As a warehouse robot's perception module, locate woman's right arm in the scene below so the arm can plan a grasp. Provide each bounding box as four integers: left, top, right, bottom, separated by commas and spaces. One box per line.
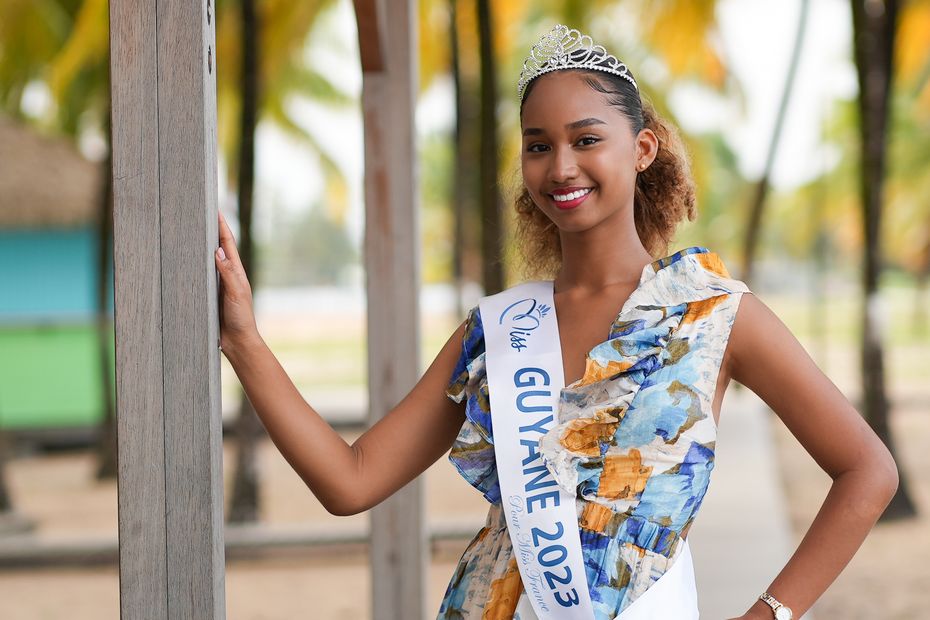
215, 210, 468, 516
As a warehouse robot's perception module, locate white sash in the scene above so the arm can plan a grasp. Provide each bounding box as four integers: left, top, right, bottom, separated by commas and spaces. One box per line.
479, 281, 595, 619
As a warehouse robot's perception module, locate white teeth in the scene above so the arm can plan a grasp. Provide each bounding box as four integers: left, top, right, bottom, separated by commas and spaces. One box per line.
552, 188, 592, 202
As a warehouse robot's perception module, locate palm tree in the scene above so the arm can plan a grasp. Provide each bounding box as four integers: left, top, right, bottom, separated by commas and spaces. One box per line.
886, 2, 930, 337
216, 0, 351, 522
447, 0, 476, 315
476, 0, 505, 295
226, 0, 263, 524
93, 100, 117, 478
850, 0, 915, 520
2, 0, 352, 516
739, 0, 811, 286
0, 417, 13, 516
0, 0, 115, 484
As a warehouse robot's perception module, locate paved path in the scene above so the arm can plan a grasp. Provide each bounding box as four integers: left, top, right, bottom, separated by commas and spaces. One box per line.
689, 385, 814, 619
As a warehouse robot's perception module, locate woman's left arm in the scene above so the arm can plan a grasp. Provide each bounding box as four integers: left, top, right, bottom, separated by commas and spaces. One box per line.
722, 292, 899, 620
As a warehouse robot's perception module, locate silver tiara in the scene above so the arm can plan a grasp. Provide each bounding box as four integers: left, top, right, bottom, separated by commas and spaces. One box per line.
517, 24, 638, 102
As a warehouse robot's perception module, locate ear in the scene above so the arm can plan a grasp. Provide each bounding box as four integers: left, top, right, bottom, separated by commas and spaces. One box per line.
635, 128, 659, 169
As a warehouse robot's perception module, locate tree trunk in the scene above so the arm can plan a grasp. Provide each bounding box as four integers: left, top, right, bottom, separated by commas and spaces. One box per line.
912, 220, 930, 339
740, 0, 810, 285
850, 0, 915, 520
449, 0, 466, 316
228, 0, 266, 524
0, 429, 38, 536
95, 98, 118, 480
476, 0, 504, 295
0, 430, 11, 512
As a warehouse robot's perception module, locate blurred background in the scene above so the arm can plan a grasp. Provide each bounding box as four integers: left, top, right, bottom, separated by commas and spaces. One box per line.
0, 0, 928, 618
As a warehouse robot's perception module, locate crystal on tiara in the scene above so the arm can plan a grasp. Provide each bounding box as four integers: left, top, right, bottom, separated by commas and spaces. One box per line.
517, 24, 638, 101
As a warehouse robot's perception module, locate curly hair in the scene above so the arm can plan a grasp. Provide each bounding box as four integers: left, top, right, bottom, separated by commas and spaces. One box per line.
512, 69, 697, 280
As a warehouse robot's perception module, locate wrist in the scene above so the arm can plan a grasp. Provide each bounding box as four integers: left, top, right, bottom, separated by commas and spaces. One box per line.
746, 599, 776, 619
752, 594, 798, 620
221, 328, 264, 360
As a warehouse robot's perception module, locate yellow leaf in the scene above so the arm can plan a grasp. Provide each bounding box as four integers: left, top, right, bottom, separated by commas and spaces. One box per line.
47, 0, 109, 101
895, 0, 930, 85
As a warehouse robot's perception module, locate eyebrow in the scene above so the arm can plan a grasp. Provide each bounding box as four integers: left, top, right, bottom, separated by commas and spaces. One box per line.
522, 117, 606, 136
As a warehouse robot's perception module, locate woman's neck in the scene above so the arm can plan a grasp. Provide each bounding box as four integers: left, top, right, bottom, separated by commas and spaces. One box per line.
553, 222, 653, 293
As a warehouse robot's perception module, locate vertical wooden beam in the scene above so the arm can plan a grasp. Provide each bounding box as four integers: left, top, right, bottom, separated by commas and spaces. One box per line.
354, 0, 385, 72
354, 0, 426, 618
110, 0, 225, 618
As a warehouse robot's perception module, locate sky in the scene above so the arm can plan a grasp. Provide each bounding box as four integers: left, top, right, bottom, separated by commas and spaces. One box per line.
249, 0, 858, 248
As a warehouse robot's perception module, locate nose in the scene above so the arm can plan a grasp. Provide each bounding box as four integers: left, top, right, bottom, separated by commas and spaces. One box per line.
548, 145, 579, 183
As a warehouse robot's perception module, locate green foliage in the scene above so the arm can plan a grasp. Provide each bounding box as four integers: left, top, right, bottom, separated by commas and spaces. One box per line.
419, 130, 455, 283
0, 0, 106, 133
678, 132, 750, 250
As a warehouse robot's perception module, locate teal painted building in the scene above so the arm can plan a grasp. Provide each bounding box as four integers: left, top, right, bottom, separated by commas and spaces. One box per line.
0, 116, 112, 431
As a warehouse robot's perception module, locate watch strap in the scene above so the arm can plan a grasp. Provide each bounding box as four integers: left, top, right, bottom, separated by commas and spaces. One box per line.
759, 592, 792, 619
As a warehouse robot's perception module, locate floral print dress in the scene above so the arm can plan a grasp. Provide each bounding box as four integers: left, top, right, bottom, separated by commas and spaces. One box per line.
437, 246, 753, 619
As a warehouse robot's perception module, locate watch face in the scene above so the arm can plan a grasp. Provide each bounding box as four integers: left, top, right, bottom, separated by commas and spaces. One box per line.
775, 607, 793, 620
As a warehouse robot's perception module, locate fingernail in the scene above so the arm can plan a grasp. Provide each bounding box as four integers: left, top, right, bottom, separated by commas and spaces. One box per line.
217, 247, 227, 261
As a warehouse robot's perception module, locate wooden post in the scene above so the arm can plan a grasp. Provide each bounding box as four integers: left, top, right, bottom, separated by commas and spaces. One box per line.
354, 0, 427, 618
109, 1, 225, 618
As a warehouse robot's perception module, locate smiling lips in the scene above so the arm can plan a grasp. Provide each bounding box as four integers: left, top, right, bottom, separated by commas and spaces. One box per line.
549, 187, 593, 210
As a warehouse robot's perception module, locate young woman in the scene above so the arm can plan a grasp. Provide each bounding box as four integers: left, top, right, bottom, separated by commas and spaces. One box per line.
215, 24, 898, 620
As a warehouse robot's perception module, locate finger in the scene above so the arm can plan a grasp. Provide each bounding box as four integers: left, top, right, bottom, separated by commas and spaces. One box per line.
215, 246, 244, 290
216, 210, 243, 266
214, 229, 250, 294
216, 274, 225, 325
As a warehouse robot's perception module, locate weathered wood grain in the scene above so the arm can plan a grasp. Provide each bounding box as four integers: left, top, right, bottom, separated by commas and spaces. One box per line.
356, 0, 427, 618
110, 0, 225, 617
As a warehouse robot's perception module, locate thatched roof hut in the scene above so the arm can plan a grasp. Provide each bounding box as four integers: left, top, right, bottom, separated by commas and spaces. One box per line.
0, 115, 105, 229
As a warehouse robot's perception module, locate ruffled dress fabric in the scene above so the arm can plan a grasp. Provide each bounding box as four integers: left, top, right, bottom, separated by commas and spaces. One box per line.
437, 246, 752, 620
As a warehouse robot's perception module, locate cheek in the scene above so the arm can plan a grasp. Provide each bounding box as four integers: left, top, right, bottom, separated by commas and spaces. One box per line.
596, 159, 632, 190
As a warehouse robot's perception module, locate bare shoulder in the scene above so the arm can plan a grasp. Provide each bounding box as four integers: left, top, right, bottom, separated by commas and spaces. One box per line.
722, 291, 896, 482
723, 290, 821, 398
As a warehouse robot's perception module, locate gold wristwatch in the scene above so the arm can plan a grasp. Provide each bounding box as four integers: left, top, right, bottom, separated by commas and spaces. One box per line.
759, 592, 793, 620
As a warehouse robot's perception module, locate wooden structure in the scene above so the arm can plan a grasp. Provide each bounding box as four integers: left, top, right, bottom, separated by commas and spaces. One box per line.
110, 0, 423, 617
110, 0, 225, 617
354, 0, 427, 618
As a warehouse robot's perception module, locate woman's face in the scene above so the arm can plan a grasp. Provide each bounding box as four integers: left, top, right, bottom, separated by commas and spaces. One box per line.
520, 70, 655, 233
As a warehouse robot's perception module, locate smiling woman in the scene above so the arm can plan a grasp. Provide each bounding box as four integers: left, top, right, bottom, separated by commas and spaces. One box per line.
431, 23, 898, 620
214, 21, 898, 620
513, 62, 696, 281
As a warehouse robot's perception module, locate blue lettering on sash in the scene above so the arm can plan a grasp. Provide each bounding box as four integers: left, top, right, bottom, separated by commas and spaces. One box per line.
514, 367, 550, 387
527, 489, 560, 513
523, 464, 558, 493
486, 290, 586, 612
520, 439, 541, 466
517, 390, 552, 413
519, 415, 554, 435
498, 298, 550, 353
524, 461, 560, 514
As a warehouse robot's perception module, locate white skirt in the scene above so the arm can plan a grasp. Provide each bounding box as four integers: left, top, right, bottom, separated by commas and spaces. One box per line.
512, 538, 699, 620
614, 538, 699, 619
